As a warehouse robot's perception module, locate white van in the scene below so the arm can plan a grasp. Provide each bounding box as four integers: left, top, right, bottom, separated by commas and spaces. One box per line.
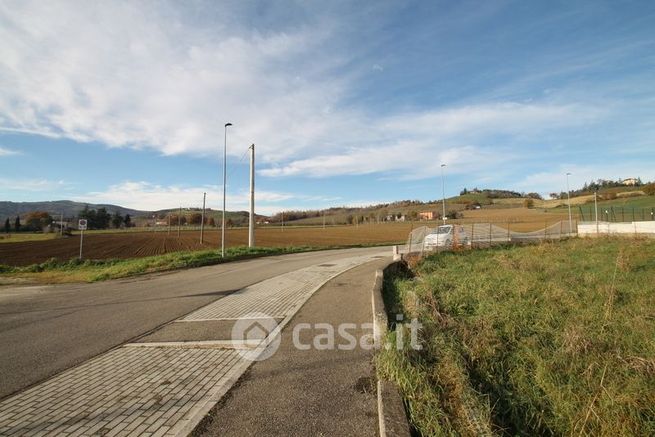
423, 225, 468, 249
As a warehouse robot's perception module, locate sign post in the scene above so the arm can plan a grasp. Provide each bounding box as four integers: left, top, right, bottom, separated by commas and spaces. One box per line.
78, 219, 87, 260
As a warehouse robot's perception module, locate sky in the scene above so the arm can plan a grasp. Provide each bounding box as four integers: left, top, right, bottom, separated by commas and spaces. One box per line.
1, 0, 654, 214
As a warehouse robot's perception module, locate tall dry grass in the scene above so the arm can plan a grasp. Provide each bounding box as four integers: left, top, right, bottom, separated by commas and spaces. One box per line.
378, 237, 655, 436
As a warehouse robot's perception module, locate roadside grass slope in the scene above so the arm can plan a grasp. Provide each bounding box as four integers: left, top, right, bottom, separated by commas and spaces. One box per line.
0, 246, 320, 283
378, 238, 655, 436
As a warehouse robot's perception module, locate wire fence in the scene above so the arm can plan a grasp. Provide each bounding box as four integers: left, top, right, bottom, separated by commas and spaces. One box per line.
577, 206, 655, 222
402, 220, 577, 254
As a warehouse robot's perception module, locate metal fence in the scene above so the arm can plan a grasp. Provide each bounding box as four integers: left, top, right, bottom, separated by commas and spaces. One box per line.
577, 206, 655, 222
401, 220, 577, 254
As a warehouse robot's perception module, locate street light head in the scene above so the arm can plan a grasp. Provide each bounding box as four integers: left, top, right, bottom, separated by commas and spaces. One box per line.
566, 172, 571, 175
441, 164, 446, 168
225, 122, 232, 127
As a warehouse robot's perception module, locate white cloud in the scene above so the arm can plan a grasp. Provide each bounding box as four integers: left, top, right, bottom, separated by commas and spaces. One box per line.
513, 163, 655, 196
262, 102, 600, 178
72, 181, 329, 215
0, 1, 345, 161
0, 177, 67, 191
0, 1, 609, 183
0, 146, 20, 156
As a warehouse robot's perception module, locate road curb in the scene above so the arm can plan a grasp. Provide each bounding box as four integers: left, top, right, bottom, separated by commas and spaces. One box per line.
372, 261, 412, 437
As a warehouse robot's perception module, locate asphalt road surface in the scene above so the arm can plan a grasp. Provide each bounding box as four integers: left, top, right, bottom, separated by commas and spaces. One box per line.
196, 258, 390, 436
0, 247, 390, 400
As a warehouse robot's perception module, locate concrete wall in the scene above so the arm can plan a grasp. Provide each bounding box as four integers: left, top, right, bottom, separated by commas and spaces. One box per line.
578, 221, 655, 235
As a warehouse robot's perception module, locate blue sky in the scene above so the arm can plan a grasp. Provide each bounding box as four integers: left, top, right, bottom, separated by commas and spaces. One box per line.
1, 0, 654, 214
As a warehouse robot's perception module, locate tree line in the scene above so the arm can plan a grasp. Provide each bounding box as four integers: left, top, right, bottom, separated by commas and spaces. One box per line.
78, 205, 132, 230
4, 212, 54, 233
549, 178, 653, 199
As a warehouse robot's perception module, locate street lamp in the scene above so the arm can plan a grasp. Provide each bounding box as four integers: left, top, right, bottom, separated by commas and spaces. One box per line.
440, 164, 447, 225
222, 122, 232, 257
566, 172, 573, 234
594, 188, 599, 234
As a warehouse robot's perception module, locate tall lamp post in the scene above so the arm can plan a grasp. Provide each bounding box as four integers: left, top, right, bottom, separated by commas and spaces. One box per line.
222, 122, 232, 257
566, 172, 573, 235
440, 164, 447, 224
594, 188, 599, 234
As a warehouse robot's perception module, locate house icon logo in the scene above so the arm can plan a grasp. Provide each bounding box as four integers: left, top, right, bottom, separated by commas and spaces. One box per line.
231, 312, 281, 361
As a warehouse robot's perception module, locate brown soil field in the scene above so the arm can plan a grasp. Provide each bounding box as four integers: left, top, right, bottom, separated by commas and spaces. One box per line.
0, 223, 415, 267
0, 213, 572, 267
458, 207, 571, 231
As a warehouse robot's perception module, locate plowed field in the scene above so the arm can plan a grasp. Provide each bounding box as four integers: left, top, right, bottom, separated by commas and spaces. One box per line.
0, 224, 413, 266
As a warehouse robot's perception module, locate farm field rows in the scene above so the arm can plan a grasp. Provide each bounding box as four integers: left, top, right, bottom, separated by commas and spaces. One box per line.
3, 206, 647, 267
0, 223, 414, 266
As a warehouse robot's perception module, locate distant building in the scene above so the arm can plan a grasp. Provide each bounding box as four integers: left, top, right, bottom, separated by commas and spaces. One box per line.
418, 211, 437, 220
622, 177, 639, 186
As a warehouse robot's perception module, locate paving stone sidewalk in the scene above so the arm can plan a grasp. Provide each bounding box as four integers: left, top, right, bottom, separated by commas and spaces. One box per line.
0, 252, 386, 436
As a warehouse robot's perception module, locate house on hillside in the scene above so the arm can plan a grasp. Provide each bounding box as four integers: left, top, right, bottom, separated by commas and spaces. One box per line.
622, 177, 639, 186
418, 211, 437, 220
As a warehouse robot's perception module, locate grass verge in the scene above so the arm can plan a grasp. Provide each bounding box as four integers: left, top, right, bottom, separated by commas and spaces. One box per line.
377, 237, 655, 436
0, 233, 58, 243
0, 245, 339, 284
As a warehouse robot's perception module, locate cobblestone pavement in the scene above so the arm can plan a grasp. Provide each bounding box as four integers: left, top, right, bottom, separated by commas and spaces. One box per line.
182, 256, 376, 321
0, 252, 386, 436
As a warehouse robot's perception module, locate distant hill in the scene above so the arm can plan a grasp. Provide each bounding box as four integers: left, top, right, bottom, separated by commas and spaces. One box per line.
0, 200, 148, 220
272, 185, 655, 225
0, 200, 269, 226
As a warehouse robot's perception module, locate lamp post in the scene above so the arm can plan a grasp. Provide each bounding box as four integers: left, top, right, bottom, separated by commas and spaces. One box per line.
222, 122, 232, 257
566, 172, 573, 235
594, 189, 599, 234
248, 144, 255, 248
440, 164, 447, 224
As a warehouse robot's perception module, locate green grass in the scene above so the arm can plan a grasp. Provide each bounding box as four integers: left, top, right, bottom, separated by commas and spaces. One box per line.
0, 245, 321, 283
377, 238, 655, 436
595, 195, 655, 210
551, 194, 655, 214
0, 233, 58, 243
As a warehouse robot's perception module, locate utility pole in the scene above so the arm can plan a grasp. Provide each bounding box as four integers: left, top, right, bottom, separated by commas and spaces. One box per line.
594, 190, 599, 235
281, 211, 284, 231
222, 122, 232, 257
200, 192, 206, 244
566, 172, 573, 235
60, 212, 64, 236
248, 144, 255, 248
440, 164, 447, 224
178, 206, 181, 238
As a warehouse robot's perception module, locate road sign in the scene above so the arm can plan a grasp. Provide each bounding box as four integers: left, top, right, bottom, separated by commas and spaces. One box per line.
78, 219, 87, 260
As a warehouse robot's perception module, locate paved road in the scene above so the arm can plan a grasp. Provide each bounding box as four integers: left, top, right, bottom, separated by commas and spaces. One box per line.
0, 247, 389, 400
196, 258, 389, 437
